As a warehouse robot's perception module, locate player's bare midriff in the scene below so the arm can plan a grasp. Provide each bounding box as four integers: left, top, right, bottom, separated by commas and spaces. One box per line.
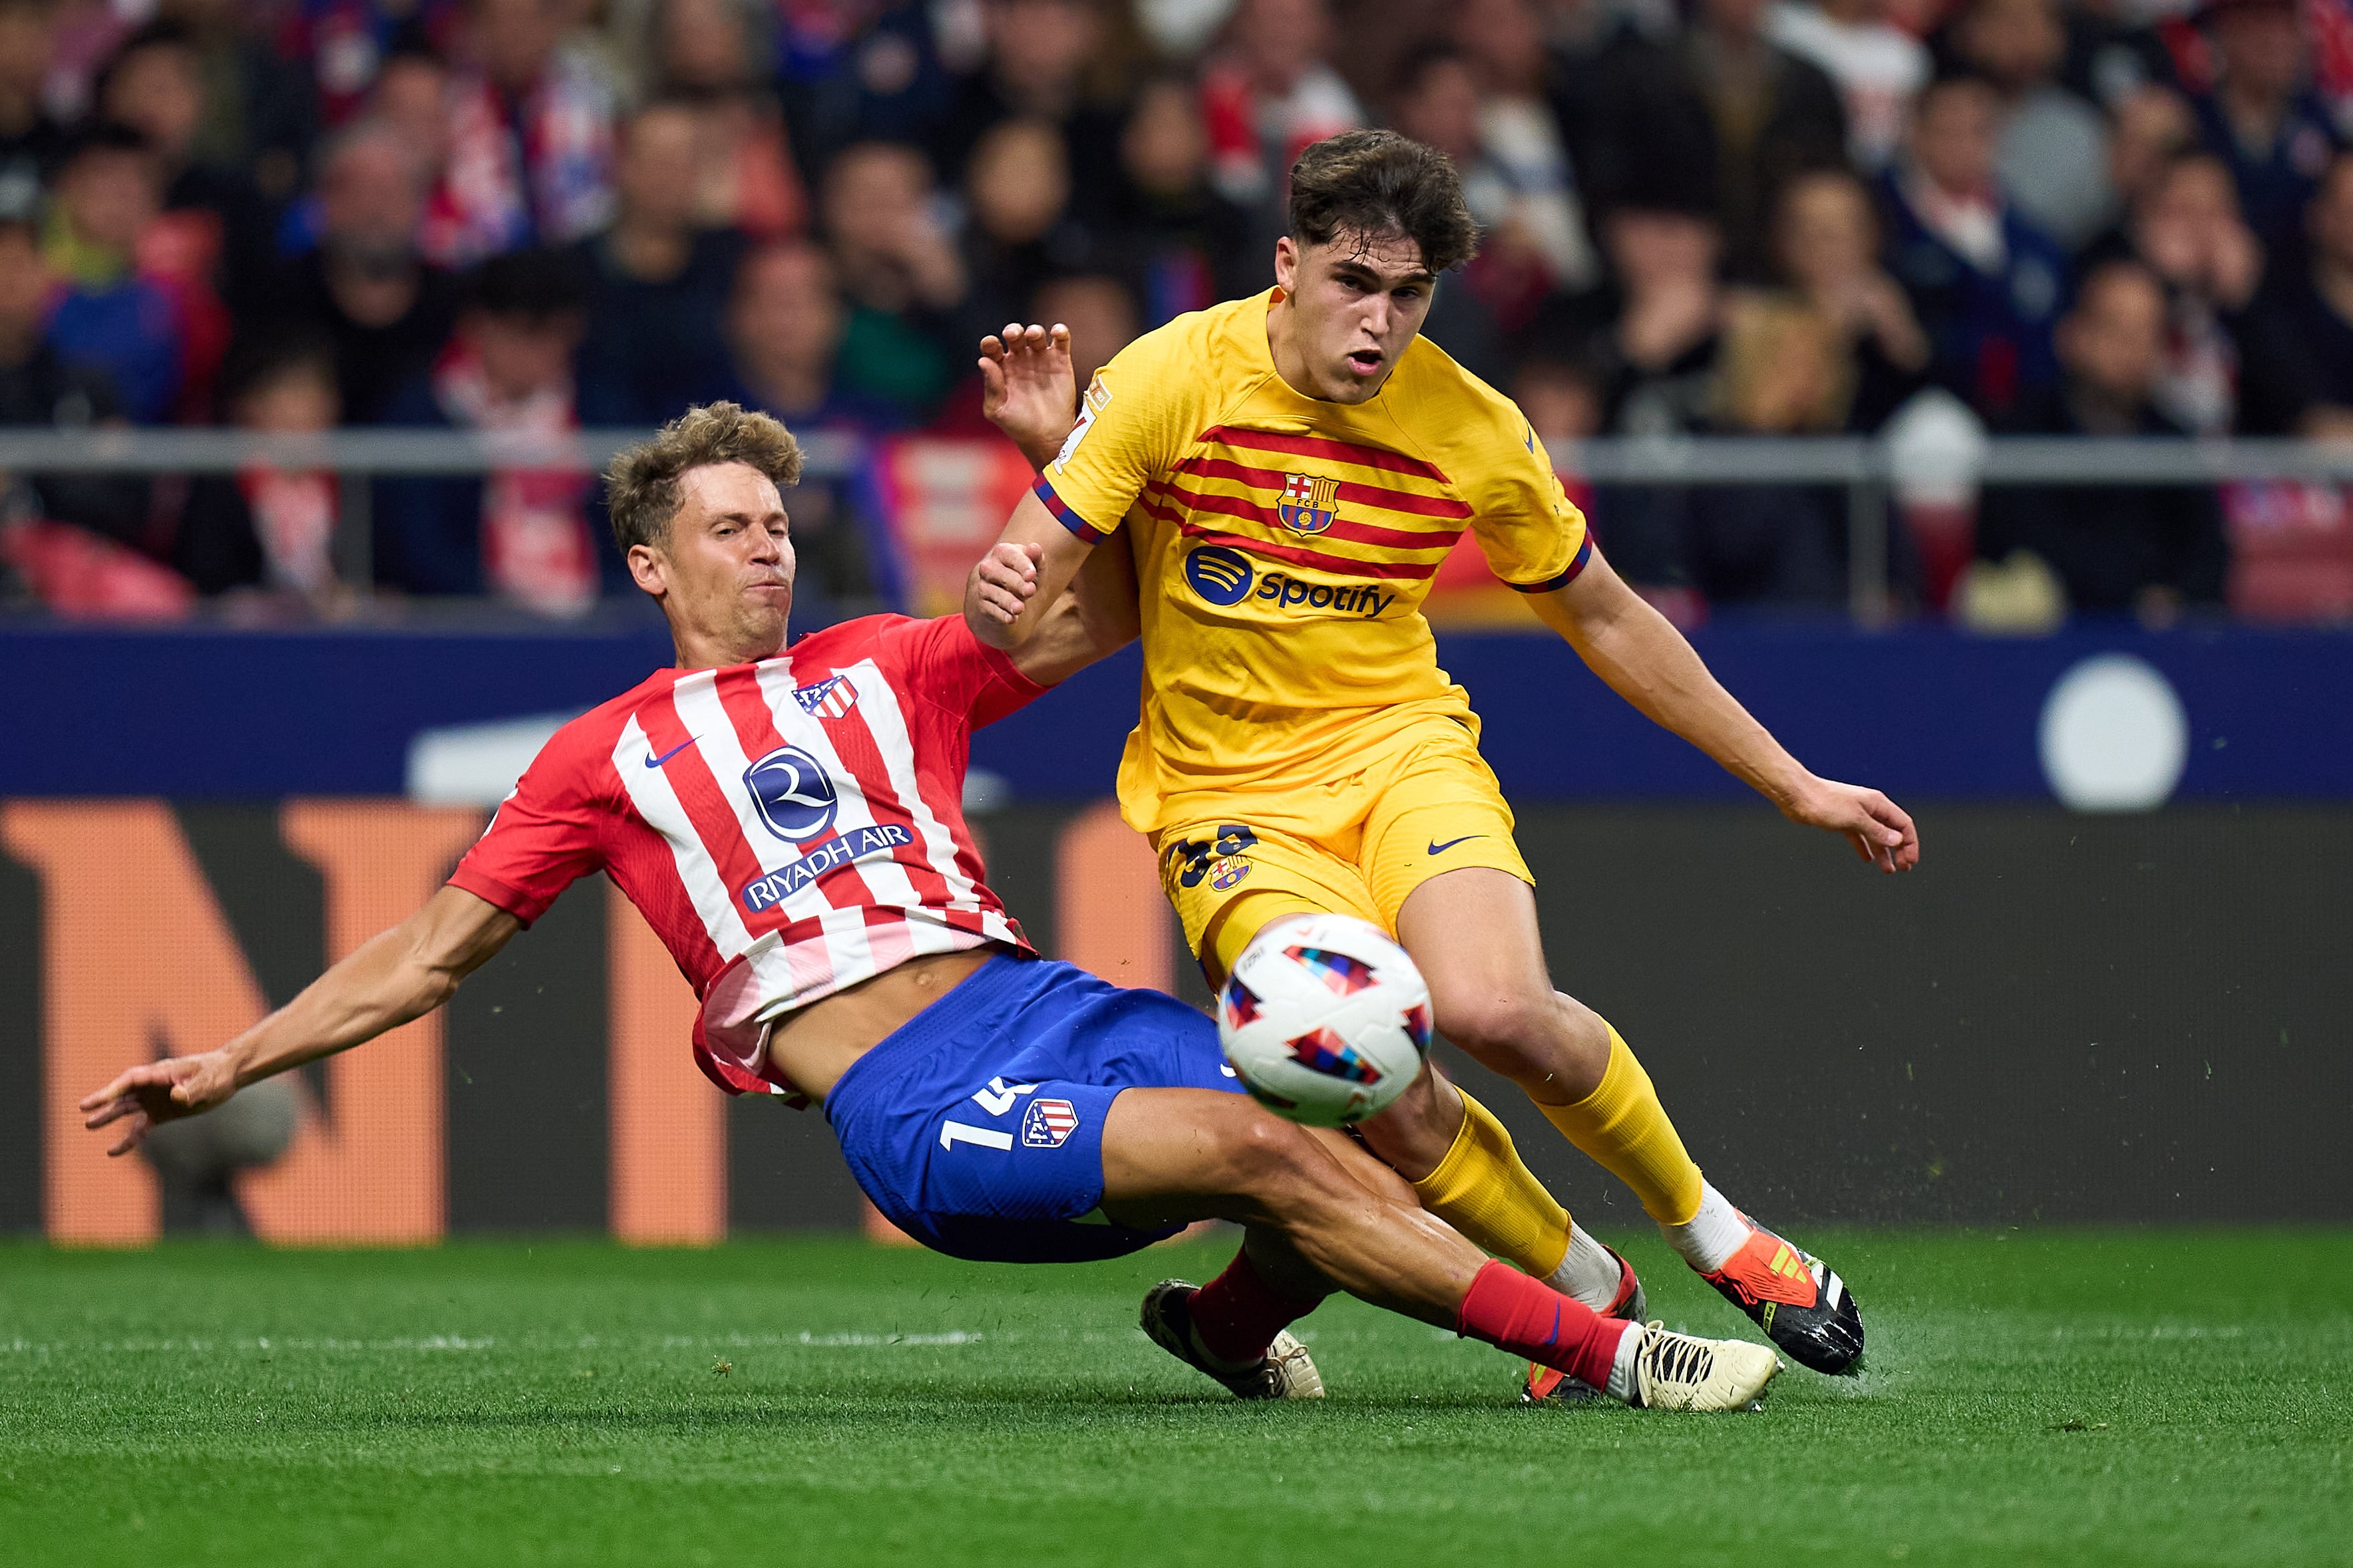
763, 945, 1001, 1104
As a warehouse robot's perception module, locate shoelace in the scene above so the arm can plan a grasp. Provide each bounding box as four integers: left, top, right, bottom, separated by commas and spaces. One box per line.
1639, 1327, 1714, 1389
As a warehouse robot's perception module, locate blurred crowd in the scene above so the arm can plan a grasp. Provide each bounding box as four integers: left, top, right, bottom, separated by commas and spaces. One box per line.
1, 0, 2351, 627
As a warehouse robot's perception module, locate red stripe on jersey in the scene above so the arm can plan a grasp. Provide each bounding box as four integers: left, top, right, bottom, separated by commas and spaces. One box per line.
861, 902, 918, 973
1194, 425, 1449, 483
713, 667, 876, 917
604, 818, 727, 982
1149, 478, 1462, 553
1173, 521, 1443, 580
803, 671, 958, 911
637, 689, 775, 930
1176, 454, 1471, 522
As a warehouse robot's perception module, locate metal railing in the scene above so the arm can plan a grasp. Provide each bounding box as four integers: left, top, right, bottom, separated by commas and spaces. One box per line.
7, 428, 2350, 619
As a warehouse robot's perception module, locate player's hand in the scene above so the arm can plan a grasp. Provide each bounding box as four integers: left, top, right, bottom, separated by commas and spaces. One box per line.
1781, 775, 1919, 873
971, 540, 1043, 627
79, 1049, 240, 1156
978, 322, 1077, 470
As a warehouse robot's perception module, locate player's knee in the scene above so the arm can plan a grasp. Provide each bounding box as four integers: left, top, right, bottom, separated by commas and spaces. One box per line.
1431, 985, 1608, 1092
1206, 1107, 1344, 1212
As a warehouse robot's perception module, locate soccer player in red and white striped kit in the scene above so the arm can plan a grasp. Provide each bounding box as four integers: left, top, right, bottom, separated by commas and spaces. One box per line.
82, 403, 1780, 1411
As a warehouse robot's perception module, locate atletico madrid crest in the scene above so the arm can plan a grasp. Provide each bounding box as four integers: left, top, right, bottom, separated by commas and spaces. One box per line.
1023, 1097, 1081, 1148
1278, 473, 1339, 535
794, 675, 858, 719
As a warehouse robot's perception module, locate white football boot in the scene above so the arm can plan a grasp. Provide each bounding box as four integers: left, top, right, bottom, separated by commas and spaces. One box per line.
1140, 1279, 1326, 1399
1627, 1321, 1781, 1411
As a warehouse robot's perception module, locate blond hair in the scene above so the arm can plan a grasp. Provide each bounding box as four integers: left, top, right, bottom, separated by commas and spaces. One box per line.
604, 402, 803, 551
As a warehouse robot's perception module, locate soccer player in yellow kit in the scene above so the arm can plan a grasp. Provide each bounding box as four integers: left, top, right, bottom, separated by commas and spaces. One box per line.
966, 130, 1917, 1386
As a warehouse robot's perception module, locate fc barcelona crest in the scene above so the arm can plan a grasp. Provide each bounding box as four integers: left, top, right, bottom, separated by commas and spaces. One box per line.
1278, 473, 1339, 535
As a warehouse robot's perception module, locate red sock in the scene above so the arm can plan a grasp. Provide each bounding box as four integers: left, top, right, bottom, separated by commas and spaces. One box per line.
1456, 1259, 1634, 1391
1189, 1248, 1322, 1365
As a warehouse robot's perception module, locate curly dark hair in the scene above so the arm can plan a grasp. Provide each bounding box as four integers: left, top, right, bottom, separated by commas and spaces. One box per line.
605, 401, 803, 552
1287, 129, 1480, 275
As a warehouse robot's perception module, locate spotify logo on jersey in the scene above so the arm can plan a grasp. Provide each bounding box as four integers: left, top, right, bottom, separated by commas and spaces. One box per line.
1184, 546, 1256, 606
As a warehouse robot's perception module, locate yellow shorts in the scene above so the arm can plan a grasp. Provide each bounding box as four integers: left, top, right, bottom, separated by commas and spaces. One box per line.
1153, 718, 1532, 983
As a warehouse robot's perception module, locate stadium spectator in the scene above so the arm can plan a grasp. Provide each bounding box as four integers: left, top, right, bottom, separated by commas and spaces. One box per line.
1105, 73, 1257, 324
721, 239, 892, 432
1033, 271, 1139, 391
1583, 199, 1727, 587
571, 99, 746, 425
1449, 0, 1603, 297
1950, 0, 2116, 252
282, 0, 462, 128
2093, 150, 2262, 434
1389, 46, 1590, 332
820, 140, 966, 418
641, 0, 805, 239
1582, 0, 1849, 277
1882, 71, 2067, 420
1771, 166, 1930, 429
958, 118, 1098, 354
269, 120, 459, 425
374, 247, 603, 614
366, 45, 453, 186
422, 0, 617, 266
1511, 351, 1606, 452
1976, 259, 2227, 617
174, 329, 347, 607
2239, 148, 2353, 436
1684, 295, 1851, 605
0, 205, 148, 548
0, 0, 69, 212
41, 126, 190, 424
929, 0, 1128, 200
2189, 0, 2342, 255
1197, 0, 1364, 217
148, 0, 315, 204
2107, 82, 2198, 214
1766, 0, 1932, 172
96, 21, 277, 323
769, 0, 954, 174
718, 240, 892, 623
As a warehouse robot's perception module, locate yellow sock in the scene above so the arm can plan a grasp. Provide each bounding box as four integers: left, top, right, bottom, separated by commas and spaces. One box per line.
1409, 1087, 1572, 1279
1538, 1024, 1705, 1225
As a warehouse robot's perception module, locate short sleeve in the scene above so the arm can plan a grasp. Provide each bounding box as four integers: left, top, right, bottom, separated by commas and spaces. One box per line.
1463, 414, 1594, 593
447, 731, 608, 925
1031, 335, 1196, 544
887, 613, 1049, 730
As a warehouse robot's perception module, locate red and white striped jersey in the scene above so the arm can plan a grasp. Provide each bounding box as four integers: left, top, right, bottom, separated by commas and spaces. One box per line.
447, 614, 1043, 1097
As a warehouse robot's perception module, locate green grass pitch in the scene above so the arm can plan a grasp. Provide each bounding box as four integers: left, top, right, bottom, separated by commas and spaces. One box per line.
3, 1229, 2348, 1566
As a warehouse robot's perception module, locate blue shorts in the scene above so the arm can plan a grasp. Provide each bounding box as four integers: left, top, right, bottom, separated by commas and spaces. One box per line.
824, 953, 1244, 1263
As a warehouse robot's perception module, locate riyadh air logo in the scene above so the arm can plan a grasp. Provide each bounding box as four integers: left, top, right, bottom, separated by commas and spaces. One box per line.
1278, 473, 1339, 535
1184, 545, 1255, 605
743, 745, 838, 844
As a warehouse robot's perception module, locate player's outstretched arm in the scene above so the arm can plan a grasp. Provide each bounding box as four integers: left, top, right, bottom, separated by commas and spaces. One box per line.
996, 529, 1141, 686
978, 321, 1079, 471
79, 886, 522, 1155
1529, 554, 1921, 873
964, 489, 1097, 651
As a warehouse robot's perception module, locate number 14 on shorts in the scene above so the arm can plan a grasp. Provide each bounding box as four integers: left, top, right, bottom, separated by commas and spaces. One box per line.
940, 1077, 1083, 1152
940, 1076, 1035, 1150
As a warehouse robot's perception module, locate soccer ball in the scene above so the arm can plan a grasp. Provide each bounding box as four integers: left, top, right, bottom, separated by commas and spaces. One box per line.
1216, 913, 1433, 1127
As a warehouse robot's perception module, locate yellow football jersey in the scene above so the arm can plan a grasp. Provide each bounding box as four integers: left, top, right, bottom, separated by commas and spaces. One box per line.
1035, 289, 1592, 835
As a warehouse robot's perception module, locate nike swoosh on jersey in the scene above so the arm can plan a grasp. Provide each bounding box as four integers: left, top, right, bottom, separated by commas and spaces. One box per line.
1427, 835, 1486, 855
643, 738, 697, 768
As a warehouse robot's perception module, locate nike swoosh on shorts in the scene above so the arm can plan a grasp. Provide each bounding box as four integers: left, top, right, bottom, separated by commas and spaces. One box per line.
1427, 835, 1485, 855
